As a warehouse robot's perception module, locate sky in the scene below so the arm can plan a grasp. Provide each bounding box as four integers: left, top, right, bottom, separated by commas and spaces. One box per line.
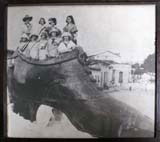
7, 5, 155, 64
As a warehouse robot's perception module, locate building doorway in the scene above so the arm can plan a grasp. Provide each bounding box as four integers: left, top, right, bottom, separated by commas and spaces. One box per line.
112, 70, 115, 84
119, 71, 123, 83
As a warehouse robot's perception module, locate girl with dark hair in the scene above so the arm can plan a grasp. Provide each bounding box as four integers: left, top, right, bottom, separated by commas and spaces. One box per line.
63, 15, 78, 44
37, 18, 47, 37
65, 15, 75, 24
39, 18, 46, 25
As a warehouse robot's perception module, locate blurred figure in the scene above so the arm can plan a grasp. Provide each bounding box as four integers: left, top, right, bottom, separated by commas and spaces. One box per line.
63, 15, 78, 44
47, 108, 63, 127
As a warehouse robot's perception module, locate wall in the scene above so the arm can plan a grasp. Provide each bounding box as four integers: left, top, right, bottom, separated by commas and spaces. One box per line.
111, 64, 132, 86
90, 63, 132, 88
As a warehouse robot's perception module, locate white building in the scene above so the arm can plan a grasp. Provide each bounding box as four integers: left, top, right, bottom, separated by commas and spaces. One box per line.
89, 51, 132, 88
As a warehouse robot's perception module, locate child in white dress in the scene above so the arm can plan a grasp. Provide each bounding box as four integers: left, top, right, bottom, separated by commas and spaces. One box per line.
24, 34, 38, 58
47, 29, 61, 58
58, 32, 76, 54
37, 32, 48, 60
30, 32, 48, 60
18, 33, 29, 53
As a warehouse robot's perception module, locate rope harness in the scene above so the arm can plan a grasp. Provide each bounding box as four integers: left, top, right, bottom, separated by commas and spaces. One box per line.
7, 48, 88, 66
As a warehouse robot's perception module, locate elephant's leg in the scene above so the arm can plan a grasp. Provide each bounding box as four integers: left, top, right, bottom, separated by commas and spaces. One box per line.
29, 102, 40, 122
12, 99, 40, 122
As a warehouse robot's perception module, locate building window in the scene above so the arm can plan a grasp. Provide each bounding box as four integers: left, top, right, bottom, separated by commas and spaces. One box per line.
98, 75, 100, 83
104, 71, 108, 84
95, 75, 100, 83
119, 71, 123, 83
112, 70, 115, 83
128, 72, 131, 83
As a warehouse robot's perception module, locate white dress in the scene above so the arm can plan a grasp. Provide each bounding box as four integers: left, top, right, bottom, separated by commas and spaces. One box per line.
47, 39, 59, 57
36, 24, 47, 36
58, 41, 76, 53
21, 23, 32, 37
25, 41, 37, 58
29, 40, 47, 60
38, 40, 48, 60
29, 43, 39, 59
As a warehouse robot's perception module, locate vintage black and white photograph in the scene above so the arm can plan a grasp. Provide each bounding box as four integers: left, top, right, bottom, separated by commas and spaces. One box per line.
7, 5, 155, 138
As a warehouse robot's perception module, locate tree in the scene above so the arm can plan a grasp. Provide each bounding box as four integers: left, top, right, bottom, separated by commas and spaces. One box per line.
142, 53, 155, 73
132, 63, 144, 75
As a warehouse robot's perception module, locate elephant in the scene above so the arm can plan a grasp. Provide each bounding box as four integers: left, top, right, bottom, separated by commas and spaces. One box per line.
7, 49, 154, 138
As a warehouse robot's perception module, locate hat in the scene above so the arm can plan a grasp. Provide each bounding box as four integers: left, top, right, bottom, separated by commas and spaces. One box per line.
62, 32, 72, 38
21, 33, 29, 39
23, 15, 33, 22
40, 31, 48, 39
41, 31, 48, 36
30, 34, 38, 40
49, 28, 59, 36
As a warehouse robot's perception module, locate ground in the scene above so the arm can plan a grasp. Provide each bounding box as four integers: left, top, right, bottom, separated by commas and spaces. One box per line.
107, 89, 154, 121
7, 104, 92, 138
105, 82, 155, 121
7, 82, 155, 138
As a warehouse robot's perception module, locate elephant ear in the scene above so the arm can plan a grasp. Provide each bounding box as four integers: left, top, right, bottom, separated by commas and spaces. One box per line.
75, 46, 88, 65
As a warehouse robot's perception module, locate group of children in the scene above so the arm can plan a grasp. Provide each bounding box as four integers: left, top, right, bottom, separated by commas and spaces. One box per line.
19, 15, 78, 60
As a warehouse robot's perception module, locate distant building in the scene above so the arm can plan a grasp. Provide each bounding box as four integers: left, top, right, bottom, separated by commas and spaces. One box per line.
89, 51, 132, 88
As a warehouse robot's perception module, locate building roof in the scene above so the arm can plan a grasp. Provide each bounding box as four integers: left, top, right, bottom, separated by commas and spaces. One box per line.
93, 50, 122, 63
89, 59, 117, 66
